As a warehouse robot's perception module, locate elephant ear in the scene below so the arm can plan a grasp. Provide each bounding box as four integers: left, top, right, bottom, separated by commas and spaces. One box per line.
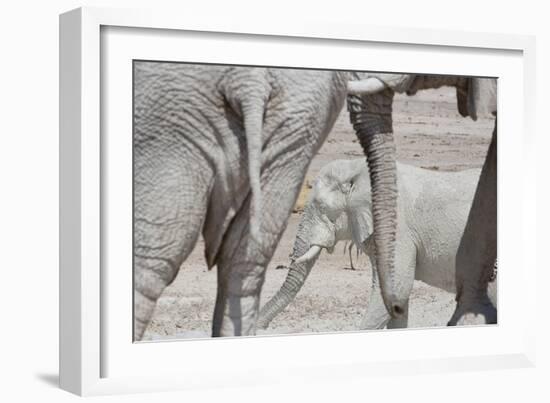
346, 182, 374, 253
457, 78, 497, 121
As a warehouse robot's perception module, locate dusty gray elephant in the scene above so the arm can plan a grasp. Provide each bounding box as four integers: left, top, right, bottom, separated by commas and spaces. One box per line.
347, 74, 497, 325
133, 63, 396, 340
258, 159, 486, 330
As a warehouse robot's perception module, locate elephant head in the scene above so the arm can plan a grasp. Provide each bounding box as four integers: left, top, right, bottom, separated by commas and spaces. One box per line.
347, 72, 497, 319
258, 159, 373, 328
291, 160, 374, 264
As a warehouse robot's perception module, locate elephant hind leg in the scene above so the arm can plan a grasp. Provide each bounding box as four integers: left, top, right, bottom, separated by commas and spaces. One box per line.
211, 192, 273, 337
133, 146, 214, 341
212, 156, 311, 337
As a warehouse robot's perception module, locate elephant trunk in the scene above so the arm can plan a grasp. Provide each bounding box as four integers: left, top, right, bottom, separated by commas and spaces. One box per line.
347, 90, 404, 318
242, 100, 266, 243
348, 73, 413, 95
257, 206, 320, 329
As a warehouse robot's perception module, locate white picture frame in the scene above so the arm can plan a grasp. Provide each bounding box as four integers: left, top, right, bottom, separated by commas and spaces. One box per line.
59, 6, 537, 396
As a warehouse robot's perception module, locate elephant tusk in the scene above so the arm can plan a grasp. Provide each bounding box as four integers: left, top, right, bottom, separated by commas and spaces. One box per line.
294, 245, 323, 264
347, 78, 386, 95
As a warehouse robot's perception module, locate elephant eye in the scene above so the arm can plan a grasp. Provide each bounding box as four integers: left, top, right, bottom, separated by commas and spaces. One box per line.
346, 181, 356, 197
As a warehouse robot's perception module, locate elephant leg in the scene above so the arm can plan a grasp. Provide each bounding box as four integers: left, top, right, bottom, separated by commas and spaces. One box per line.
449, 127, 497, 326
133, 146, 214, 340
212, 160, 309, 337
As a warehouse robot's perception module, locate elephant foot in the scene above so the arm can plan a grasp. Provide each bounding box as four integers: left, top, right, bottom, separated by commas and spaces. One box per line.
213, 295, 260, 337
448, 300, 497, 326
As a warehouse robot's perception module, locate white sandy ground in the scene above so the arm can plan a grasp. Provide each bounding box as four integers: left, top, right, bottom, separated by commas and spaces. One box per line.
142, 86, 495, 340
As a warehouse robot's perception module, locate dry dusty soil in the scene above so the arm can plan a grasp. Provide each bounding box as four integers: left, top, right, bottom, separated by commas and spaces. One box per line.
142, 86, 495, 341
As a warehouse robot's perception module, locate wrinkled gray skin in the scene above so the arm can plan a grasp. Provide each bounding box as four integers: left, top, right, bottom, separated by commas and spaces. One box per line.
133, 63, 395, 339
258, 159, 489, 329
349, 74, 498, 325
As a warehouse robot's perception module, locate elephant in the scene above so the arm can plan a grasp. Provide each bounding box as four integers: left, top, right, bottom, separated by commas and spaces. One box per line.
258, 159, 491, 330
133, 62, 395, 340
347, 74, 497, 325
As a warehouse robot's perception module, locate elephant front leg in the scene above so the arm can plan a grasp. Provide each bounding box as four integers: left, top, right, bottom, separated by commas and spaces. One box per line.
449, 127, 497, 326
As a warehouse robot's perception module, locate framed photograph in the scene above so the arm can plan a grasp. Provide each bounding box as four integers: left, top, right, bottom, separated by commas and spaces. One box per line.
60, 6, 536, 396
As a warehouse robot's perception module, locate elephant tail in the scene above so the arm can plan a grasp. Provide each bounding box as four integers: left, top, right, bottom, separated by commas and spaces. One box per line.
242, 100, 266, 244
218, 68, 271, 245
